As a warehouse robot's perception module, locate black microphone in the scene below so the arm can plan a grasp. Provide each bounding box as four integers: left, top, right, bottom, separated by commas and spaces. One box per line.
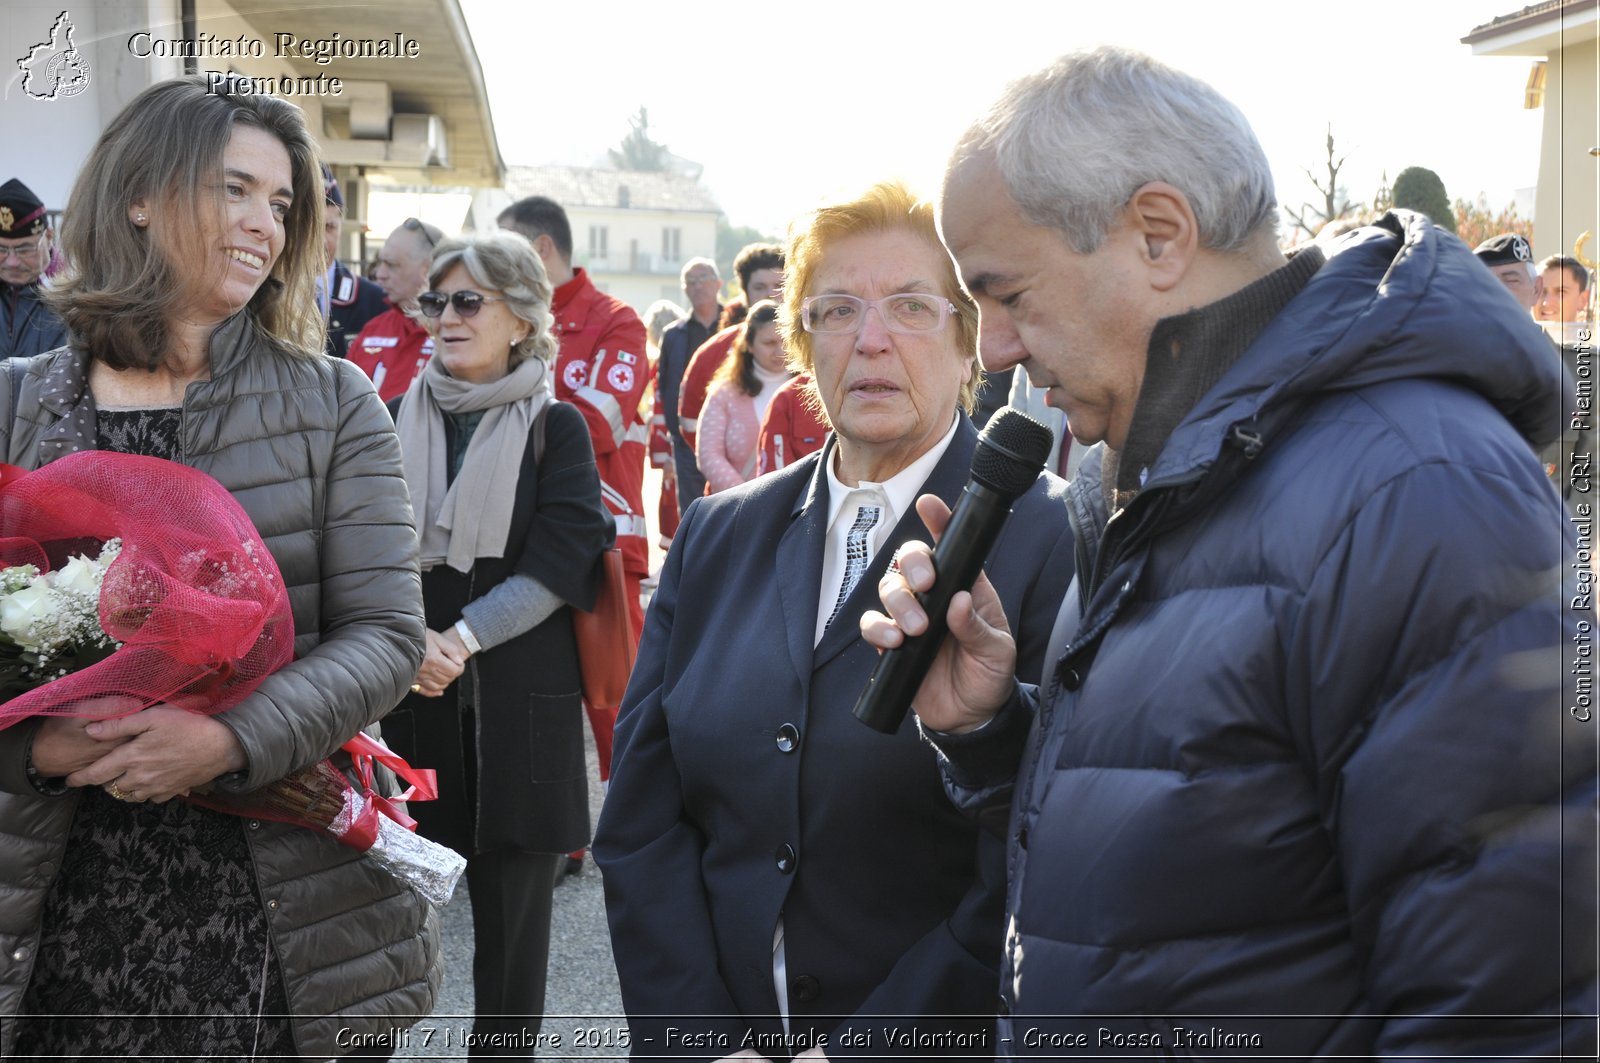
852, 408, 1054, 734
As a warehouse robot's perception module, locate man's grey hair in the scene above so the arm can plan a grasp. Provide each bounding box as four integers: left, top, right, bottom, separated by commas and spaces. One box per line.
680, 256, 719, 286
951, 47, 1278, 254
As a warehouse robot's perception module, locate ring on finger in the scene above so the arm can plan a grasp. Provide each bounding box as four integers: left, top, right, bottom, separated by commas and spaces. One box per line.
107, 782, 128, 801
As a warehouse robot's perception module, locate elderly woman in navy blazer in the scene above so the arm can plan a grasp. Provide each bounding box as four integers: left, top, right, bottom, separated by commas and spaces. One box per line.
594, 181, 1074, 1061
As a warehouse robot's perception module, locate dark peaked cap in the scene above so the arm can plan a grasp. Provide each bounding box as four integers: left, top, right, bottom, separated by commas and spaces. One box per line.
0, 178, 47, 239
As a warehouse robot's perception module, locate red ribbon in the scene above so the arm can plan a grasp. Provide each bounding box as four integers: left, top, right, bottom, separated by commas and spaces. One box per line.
340, 731, 440, 840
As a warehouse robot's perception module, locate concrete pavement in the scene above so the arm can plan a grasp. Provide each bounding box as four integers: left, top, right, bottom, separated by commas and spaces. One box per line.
392, 735, 627, 1060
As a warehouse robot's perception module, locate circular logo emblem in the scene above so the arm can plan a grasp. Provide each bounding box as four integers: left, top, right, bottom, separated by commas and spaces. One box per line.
607, 364, 636, 393
563, 360, 588, 391
45, 50, 92, 99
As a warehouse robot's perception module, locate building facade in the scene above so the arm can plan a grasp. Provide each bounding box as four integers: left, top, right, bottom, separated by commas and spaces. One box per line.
475, 165, 721, 315
1465, 2, 1600, 263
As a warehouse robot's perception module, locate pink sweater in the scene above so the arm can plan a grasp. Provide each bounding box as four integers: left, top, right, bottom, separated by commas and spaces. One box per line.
696, 382, 761, 493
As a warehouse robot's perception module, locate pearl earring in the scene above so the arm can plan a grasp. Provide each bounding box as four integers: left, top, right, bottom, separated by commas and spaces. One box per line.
135, 213, 147, 224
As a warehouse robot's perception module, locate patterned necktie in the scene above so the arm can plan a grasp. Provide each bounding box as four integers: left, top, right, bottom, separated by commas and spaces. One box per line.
825, 504, 881, 631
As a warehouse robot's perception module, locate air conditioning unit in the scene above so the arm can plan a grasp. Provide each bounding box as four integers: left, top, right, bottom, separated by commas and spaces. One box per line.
345, 80, 392, 139
390, 114, 449, 168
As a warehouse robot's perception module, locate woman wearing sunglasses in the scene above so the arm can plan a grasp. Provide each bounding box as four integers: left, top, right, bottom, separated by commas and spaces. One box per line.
381, 229, 614, 1053
595, 182, 1074, 1060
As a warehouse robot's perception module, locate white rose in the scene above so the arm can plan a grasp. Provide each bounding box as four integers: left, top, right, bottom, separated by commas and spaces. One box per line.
0, 584, 55, 649
50, 555, 102, 597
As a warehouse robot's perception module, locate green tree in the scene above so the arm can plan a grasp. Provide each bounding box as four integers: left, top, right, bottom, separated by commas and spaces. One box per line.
609, 107, 670, 172
1390, 166, 1456, 234
715, 217, 781, 299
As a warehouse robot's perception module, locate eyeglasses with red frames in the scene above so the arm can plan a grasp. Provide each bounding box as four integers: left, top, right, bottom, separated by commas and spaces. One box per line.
800, 293, 955, 334
416, 289, 504, 318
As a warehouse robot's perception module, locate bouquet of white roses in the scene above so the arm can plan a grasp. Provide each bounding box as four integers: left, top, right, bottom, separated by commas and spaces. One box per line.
0, 453, 465, 907
0, 539, 123, 698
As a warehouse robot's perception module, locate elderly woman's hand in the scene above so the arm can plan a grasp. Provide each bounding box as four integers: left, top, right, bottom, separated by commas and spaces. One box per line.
64, 703, 248, 803
412, 628, 468, 697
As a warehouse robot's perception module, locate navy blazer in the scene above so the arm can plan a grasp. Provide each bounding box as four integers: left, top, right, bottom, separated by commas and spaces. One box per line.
594, 415, 1074, 1061
324, 261, 388, 358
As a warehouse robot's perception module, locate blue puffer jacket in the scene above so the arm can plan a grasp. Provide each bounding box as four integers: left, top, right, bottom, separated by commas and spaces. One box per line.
935, 211, 1597, 1057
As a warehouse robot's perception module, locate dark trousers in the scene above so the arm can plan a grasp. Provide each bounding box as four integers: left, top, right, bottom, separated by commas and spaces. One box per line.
466, 848, 563, 1057
672, 436, 707, 513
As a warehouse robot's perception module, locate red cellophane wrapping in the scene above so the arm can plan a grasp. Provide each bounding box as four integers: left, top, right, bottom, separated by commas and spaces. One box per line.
0, 451, 292, 724
0, 453, 464, 904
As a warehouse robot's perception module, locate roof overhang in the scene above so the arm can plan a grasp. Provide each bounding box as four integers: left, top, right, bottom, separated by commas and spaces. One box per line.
216, 0, 503, 187
1463, 0, 1600, 56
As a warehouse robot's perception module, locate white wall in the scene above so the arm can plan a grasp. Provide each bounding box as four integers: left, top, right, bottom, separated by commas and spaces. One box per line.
569, 205, 716, 314
2, 1, 186, 211
0, 0, 310, 213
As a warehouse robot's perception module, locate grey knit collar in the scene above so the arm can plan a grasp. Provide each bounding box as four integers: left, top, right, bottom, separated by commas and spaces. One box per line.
1110, 246, 1325, 505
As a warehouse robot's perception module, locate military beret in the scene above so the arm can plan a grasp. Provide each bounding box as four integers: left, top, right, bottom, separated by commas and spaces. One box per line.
1474, 232, 1533, 267
0, 178, 47, 239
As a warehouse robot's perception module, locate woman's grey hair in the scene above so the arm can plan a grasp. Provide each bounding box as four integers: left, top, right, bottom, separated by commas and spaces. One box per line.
426, 231, 558, 366
951, 47, 1278, 254
643, 298, 685, 349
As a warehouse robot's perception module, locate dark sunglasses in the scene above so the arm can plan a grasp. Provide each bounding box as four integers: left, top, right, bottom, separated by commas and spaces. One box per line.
416, 289, 503, 318
402, 217, 438, 249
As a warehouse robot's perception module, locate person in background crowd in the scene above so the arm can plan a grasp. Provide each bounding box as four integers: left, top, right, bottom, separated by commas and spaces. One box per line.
497, 195, 647, 872
657, 258, 723, 509
1530, 253, 1596, 498
676, 243, 784, 481
756, 372, 829, 474
1537, 253, 1591, 324
596, 180, 1074, 1061
0, 178, 68, 360
865, 47, 1595, 1055
349, 217, 442, 400
1474, 232, 1540, 312
696, 300, 790, 493
382, 230, 613, 1055
318, 167, 386, 358
643, 297, 687, 550
0, 73, 435, 1060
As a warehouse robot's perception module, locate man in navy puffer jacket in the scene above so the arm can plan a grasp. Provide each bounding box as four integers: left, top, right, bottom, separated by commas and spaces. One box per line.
866, 47, 1597, 1058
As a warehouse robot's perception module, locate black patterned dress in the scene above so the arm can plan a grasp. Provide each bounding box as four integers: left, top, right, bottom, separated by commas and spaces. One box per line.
10, 408, 295, 1060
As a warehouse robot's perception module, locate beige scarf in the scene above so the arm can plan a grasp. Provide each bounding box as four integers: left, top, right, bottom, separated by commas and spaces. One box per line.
397, 354, 552, 574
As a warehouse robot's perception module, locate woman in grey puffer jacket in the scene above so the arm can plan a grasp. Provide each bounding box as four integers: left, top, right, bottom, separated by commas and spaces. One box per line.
0, 75, 438, 1059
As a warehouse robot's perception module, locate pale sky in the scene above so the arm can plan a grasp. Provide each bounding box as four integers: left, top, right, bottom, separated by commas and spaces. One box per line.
461, 0, 1546, 238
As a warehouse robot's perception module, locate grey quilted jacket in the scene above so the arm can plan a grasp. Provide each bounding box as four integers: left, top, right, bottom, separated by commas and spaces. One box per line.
0, 312, 439, 1058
